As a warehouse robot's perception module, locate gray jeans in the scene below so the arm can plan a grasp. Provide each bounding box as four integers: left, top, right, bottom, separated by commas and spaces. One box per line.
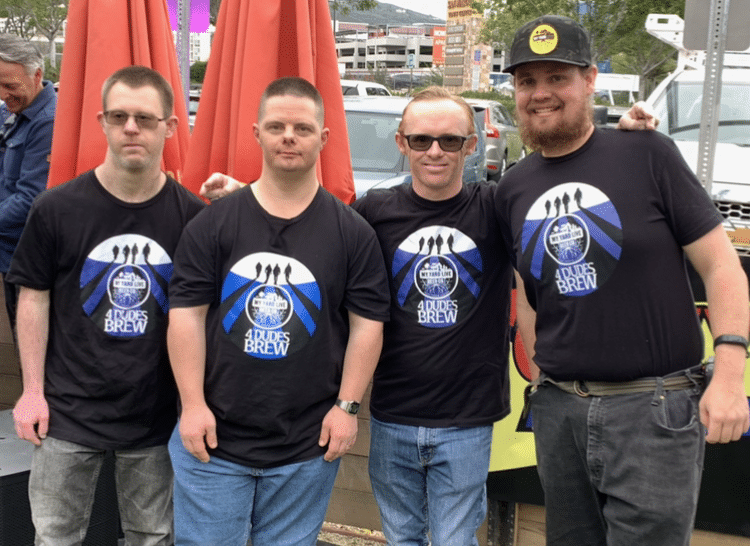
530, 372, 705, 546
29, 437, 173, 546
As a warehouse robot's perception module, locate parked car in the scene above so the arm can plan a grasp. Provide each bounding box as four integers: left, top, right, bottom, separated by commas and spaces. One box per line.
340, 79, 391, 96
188, 89, 201, 131
466, 99, 526, 181
344, 96, 487, 198
645, 13, 750, 256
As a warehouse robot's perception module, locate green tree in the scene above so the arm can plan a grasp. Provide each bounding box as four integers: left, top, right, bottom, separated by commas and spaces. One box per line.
0, 0, 37, 40
474, 0, 684, 99
474, 0, 630, 64
29, 0, 68, 69
190, 60, 209, 83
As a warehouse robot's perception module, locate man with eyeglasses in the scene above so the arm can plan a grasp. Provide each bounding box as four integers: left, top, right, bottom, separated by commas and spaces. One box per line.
8, 65, 204, 546
0, 34, 56, 338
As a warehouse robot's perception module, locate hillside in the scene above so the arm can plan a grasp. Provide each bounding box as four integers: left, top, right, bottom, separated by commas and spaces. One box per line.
330, 1, 445, 26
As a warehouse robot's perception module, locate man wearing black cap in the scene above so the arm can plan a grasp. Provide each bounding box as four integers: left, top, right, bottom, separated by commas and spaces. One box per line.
495, 15, 749, 546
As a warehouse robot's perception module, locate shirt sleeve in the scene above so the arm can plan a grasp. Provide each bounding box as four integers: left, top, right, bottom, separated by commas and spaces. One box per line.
653, 134, 723, 246
5, 195, 56, 289
168, 208, 219, 309
343, 211, 391, 322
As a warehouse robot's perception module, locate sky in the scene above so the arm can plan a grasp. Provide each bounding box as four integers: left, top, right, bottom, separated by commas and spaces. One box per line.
383, 0, 449, 21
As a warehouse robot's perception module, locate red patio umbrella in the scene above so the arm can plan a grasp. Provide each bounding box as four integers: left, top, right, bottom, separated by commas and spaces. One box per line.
181, 0, 355, 203
47, 0, 190, 188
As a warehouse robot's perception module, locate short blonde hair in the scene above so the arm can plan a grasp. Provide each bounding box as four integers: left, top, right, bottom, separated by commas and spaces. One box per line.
398, 87, 475, 135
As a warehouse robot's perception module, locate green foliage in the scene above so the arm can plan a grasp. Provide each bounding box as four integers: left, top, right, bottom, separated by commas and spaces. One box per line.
190, 61, 209, 84
475, 0, 686, 101
43, 57, 59, 82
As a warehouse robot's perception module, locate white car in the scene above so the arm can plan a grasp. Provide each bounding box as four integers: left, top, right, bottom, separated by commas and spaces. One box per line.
647, 67, 750, 253
341, 79, 391, 97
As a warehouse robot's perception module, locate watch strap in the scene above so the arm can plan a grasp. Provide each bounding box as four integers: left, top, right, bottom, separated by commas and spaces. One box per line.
335, 399, 360, 415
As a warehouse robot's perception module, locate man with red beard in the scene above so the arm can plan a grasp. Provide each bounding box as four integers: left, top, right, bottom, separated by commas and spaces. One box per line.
495, 15, 749, 546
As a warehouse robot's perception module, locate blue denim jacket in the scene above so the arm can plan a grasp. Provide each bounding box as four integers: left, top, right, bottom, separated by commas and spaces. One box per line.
0, 80, 57, 273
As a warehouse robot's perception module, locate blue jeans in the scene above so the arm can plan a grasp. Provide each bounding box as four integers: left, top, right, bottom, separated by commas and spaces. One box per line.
28, 437, 173, 546
530, 375, 705, 546
168, 426, 339, 546
368, 417, 492, 546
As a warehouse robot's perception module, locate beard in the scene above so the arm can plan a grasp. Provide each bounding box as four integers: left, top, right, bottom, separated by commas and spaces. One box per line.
517, 100, 594, 153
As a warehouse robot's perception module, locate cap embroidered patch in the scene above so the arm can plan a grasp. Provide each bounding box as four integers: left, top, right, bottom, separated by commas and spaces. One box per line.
529, 24, 558, 55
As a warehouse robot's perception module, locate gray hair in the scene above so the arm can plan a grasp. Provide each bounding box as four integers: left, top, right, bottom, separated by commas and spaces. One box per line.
0, 34, 44, 77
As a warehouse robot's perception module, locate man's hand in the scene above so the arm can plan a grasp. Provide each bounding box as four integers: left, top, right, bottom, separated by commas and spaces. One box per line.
13, 392, 49, 446
199, 172, 245, 201
179, 404, 218, 462
617, 101, 660, 131
700, 362, 750, 443
318, 405, 358, 462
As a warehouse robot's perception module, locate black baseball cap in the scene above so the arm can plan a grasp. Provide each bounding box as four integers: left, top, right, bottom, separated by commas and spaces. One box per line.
503, 15, 592, 74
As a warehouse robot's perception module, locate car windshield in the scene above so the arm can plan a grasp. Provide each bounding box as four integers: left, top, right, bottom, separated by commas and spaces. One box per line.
346, 111, 404, 172
655, 82, 750, 145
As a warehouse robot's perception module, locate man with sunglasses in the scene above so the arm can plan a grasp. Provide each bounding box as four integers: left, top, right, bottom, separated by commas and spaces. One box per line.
349, 86, 512, 545
9, 66, 204, 545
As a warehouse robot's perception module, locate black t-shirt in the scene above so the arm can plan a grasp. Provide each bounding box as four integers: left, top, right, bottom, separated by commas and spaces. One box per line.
6, 170, 205, 449
495, 128, 723, 381
353, 181, 512, 427
169, 185, 390, 468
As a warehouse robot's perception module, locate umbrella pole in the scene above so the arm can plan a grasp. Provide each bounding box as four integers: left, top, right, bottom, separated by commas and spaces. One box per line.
177, 0, 191, 112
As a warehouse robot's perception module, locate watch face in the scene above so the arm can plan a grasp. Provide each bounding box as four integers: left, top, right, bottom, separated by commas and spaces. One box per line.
349, 402, 360, 415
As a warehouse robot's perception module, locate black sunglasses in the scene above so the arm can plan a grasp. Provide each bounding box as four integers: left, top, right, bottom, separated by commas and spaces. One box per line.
103, 110, 167, 130
402, 133, 470, 152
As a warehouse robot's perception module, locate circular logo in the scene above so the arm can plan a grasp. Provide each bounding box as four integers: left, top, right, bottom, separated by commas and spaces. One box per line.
414, 254, 459, 299
107, 264, 151, 309
529, 24, 558, 55
544, 215, 590, 265
246, 284, 294, 329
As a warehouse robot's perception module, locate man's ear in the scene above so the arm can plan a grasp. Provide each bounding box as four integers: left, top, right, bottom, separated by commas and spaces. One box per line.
395, 132, 408, 155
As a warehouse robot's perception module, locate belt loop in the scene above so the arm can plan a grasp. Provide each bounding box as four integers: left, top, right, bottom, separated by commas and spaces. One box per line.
651, 376, 665, 406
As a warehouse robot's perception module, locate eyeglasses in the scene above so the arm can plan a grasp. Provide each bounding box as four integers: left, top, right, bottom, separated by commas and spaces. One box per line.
402, 134, 470, 152
103, 110, 166, 130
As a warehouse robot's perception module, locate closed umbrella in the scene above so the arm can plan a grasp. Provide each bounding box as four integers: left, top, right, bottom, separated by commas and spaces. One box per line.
182, 0, 354, 203
47, 0, 190, 188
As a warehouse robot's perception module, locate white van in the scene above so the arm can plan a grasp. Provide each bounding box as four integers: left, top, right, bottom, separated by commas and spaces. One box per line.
340, 79, 391, 96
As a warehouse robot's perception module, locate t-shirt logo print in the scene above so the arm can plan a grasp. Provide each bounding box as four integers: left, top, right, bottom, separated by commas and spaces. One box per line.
80, 234, 173, 337
393, 226, 482, 329
521, 182, 622, 297
220, 252, 321, 360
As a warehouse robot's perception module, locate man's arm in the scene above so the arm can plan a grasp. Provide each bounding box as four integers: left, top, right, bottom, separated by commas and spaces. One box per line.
514, 271, 540, 380
318, 311, 383, 462
684, 225, 750, 443
0, 116, 54, 237
167, 304, 217, 462
199, 173, 246, 202
12, 287, 50, 445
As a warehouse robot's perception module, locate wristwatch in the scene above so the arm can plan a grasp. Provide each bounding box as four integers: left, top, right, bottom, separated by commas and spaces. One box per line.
335, 399, 360, 415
